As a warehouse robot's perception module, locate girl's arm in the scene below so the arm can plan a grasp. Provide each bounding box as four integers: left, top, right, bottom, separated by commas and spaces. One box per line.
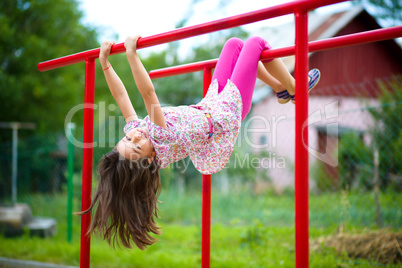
125, 36, 167, 129
99, 41, 138, 123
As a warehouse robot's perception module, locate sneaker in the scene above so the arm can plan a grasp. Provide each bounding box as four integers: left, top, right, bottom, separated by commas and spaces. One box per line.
276, 90, 291, 104
291, 68, 321, 104
308, 68, 321, 91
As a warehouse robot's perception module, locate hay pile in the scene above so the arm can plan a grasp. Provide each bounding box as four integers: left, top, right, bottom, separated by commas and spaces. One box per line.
312, 230, 402, 264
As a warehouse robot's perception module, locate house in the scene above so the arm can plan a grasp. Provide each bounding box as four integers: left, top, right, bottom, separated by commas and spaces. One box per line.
248, 6, 402, 190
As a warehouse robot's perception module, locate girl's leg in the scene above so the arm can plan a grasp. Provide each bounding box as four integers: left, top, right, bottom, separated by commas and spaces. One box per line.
212, 37, 244, 93
262, 59, 296, 95
230, 36, 269, 120
257, 61, 287, 93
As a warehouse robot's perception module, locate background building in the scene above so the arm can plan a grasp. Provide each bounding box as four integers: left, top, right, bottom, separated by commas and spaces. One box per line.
250, 6, 402, 190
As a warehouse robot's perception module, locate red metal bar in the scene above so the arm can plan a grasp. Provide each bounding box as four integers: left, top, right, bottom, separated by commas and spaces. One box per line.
201, 67, 213, 268
294, 9, 309, 268
150, 26, 402, 79
38, 0, 347, 72
308, 25, 402, 53
150, 59, 217, 79
261, 25, 402, 60
80, 58, 95, 268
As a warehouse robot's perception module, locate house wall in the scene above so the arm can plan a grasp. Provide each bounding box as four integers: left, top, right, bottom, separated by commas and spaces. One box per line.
309, 14, 402, 98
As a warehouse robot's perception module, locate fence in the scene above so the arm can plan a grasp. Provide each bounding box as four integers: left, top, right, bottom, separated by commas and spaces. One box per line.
30, 0, 402, 267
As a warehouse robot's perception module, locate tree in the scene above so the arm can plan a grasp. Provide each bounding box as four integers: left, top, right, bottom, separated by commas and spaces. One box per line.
368, 77, 402, 189
338, 132, 373, 190
0, 0, 99, 136
354, 0, 402, 26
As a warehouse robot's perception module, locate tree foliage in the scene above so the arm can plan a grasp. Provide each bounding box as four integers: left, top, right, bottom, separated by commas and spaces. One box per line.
0, 0, 99, 136
338, 132, 373, 191
336, 77, 402, 192
354, 0, 402, 26
368, 77, 402, 189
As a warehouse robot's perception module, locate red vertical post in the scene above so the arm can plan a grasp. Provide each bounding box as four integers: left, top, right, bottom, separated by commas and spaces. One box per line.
201, 67, 212, 268
294, 9, 309, 268
80, 58, 95, 268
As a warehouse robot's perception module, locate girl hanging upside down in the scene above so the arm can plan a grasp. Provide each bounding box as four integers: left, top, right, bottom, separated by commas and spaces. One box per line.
79, 35, 320, 249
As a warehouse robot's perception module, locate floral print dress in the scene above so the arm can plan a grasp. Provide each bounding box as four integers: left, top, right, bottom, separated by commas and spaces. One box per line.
124, 79, 243, 174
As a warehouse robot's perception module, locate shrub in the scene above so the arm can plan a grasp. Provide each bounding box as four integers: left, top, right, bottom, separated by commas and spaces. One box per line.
338, 132, 373, 191
368, 77, 402, 189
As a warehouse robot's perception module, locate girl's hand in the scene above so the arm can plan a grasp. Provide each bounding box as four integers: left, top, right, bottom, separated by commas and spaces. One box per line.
99, 41, 115, 67
124, 35, 141, 54
100, 41, 115, 58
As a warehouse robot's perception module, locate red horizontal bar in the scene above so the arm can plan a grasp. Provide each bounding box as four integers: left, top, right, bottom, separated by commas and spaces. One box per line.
38, 0, 347, 72
149, 26, 402, 79
149, 59, 217, 79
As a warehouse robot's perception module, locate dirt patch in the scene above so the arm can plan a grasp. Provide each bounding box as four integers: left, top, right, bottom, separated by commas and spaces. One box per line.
311, 230, 402, 265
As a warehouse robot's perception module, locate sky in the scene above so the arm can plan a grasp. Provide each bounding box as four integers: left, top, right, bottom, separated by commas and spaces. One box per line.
77, 0, 353, 52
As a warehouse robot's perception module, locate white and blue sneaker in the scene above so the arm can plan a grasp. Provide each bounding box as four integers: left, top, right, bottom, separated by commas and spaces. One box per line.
276, 90, 291, 104
290, 68, 321, 104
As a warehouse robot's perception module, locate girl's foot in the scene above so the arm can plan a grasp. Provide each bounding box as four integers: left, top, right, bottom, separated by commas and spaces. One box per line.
290, 68, 321, 104
276, 90, 291, 104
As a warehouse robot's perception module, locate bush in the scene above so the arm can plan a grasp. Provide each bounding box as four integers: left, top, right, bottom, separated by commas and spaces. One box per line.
369, 77, 402, 190
338, 132, 373, 191
311, 161, 338, 192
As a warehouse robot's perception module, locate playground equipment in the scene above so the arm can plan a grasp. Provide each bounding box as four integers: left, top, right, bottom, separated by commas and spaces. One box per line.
0, 122, 35, 204
37, 0, 402, 267
0, 123, 58, 239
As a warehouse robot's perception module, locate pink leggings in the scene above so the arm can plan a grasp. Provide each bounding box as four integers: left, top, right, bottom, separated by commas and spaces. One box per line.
212, 36, 271, 121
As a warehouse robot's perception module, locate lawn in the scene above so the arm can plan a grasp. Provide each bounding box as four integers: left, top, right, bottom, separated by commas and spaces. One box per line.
0, 189, 401, 267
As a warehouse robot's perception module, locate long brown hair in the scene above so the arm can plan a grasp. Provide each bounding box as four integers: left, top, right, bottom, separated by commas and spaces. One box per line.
78, 150, 162, 250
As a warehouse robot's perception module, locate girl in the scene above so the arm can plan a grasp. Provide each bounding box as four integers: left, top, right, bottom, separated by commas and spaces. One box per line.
80, 36, 320, 249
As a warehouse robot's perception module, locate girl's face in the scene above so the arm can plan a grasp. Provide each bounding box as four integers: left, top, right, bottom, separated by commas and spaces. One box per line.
116, 126, 155, 163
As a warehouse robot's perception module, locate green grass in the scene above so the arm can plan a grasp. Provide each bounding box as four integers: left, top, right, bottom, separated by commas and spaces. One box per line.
0, 190, 401, 267
159, 188, 402, 229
